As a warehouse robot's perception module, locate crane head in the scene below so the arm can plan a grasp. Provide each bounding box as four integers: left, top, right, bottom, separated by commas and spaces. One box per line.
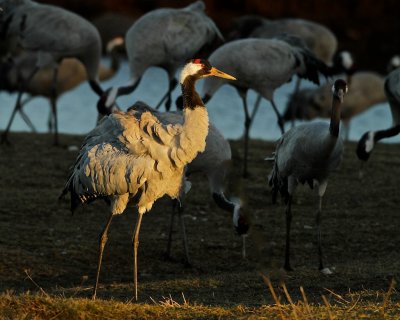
180, 58, 236, 84
332, 79, 348, 103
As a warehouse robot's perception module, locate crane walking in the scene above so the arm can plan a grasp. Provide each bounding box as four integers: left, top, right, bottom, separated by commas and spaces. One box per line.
267, 79, 348, 273
201, 37, 330, 177
0, 37, 123, 145
101, 1, 223, 112
60, 59, 236, 300
0, 0, 104, 144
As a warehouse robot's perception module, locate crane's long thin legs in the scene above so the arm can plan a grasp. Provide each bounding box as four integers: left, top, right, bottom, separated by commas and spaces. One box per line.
250, 94, 263, 124
50, 65, 59, 145
270, 98, 285, 135
155, 78, 178, 111
92, 212, 114, 300
165, 199, 191, 266
316, 196, 324, 270
18, 97, 37, 132
177, 202, 191, 267
1, 66, 39, 144
284, 195, 293, 271
290, 78, 302, 128
133, 212, 144, 301
165, 200, 177, 260
241, 94, 251, 178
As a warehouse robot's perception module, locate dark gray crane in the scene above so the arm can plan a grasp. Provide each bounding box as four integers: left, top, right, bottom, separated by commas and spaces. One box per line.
267, 79, 348, 273
201, 37, 330, 177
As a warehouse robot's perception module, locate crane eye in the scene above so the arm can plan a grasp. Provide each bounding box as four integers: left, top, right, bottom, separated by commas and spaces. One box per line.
193, 58, 203, 65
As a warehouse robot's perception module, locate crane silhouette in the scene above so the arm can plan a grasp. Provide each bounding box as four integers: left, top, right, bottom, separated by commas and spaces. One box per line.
60, 59, 236, 300
101, 0, 223, 112
356, 67, 400, 176
123, 101, 249, 265
201, 36, 330, 177
227, 15, 354, 126
0, 0, 104, 144
267, 79, 348, 273
283, 71, 385, 140
0, 37, 124, 145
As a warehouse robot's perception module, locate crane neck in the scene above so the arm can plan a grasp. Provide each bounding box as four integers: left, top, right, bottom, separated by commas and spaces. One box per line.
329, 95, 342, 138
374, 124, 400, 141
181, 75, 204, 110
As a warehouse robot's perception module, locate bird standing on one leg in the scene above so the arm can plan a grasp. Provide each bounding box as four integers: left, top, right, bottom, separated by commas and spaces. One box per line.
59, 59, 236, 300
267, 79, 348, 273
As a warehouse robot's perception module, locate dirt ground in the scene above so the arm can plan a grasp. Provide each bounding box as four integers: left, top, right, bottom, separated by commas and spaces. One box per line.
0, 132, 399, 306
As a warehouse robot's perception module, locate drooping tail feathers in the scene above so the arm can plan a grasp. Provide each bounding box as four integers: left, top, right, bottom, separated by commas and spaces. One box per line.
266, 154, 289, 204
276, 34, 332, 85
299, 49, 332, 85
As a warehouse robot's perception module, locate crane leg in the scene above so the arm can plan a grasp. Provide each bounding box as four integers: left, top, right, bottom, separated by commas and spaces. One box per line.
165, 200, 177, 260
284, 195, 293, 271
270, 99, 285, 135
165, 199, 191, 266
249, 94, 263, 124
92, 212, 114, 300
316, 196, 324, 270
290, 78, 302, 128
241, 94, 251, 178
132, 212, 144, 301
177, 202, 191, 267
18, 97, 37, 132
1, 66, 39, 144
50, 65, 59, 145
155, 78, 178, 111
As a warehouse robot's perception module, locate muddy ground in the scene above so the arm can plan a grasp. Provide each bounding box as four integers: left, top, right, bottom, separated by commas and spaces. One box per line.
0, 132, 399, 306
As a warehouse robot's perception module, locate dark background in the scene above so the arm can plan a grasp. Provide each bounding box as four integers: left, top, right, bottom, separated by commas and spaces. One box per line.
37, 0, 400, 74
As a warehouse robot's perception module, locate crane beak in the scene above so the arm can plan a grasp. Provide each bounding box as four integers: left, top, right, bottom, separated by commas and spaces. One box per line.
208, 67, 236, 80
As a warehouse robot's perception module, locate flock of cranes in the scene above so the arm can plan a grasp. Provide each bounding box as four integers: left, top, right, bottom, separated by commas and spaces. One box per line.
1, 0, 399, 300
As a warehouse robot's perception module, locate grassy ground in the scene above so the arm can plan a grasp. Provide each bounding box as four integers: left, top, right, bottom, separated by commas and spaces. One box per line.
0, 132, 399, 319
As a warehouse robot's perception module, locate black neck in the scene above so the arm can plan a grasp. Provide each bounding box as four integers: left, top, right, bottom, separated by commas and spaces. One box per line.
181, 76, 204, 110
212, 192, 235, 213
329, 96, 341, 137
375, 125, 400, 141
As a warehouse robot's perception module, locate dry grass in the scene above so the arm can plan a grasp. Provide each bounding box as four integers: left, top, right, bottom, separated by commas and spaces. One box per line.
0, 132, 400, 318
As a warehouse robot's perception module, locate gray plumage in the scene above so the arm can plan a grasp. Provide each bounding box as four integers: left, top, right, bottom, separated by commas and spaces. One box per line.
201, 37, 330, 177
229, 15, 337, 65
126, 101, 249, 265
268, 79, 348, 273
284, 72, 386, 140
356, 67, 400, 166
103, 0, 223, 111
60, 59, 236, 300
0, 37, 123, 144
0, 0, 103, 144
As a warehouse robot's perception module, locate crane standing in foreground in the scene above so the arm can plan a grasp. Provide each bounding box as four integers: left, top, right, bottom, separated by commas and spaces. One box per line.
356, 67, 400, 175
102, 0, 223, 112
0, 0, 104, 144
267, 79, 348, 273
0, 37, 124, 145
60, 59, 236, 300
201, 37, 330, 177
123, 101, 249, 265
